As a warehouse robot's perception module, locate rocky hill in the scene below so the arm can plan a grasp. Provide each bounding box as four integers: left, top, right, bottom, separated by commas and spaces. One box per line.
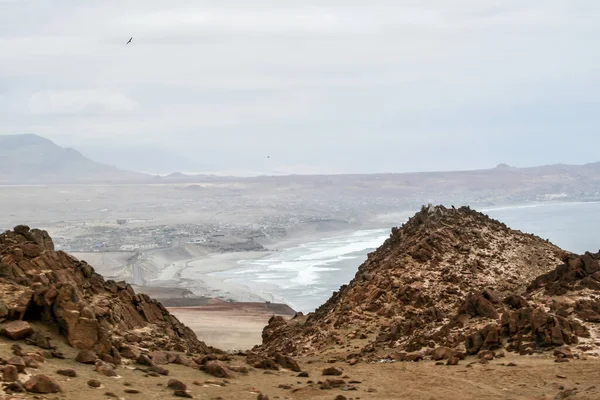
0, 225, 208, 360
258, 205, 600, 362
0, 134, 147, 184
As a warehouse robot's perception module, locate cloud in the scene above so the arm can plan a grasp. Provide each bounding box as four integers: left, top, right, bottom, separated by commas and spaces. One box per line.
27, 90, 137, 115
0, 0, 599, 174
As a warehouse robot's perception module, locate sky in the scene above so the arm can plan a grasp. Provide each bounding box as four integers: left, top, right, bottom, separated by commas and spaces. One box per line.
1, 0, 599, 175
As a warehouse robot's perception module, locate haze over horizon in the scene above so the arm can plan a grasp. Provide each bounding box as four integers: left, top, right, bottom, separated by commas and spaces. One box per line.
1, 1, 599, 175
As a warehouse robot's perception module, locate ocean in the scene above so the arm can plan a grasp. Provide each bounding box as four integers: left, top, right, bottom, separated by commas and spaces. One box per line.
214, 202, 600, 313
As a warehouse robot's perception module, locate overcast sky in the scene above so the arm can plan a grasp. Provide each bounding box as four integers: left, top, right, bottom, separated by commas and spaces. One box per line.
1, 1, 599, 175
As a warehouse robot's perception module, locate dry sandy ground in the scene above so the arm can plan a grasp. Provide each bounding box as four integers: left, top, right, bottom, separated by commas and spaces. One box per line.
168, 302, 294, 350
2, 330, 600, 400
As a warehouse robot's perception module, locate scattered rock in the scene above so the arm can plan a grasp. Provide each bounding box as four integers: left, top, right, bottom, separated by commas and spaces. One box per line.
297, 372, 309, 377
273, 353, 301, 372
7, 356, 26, 373
88, 379, 102, 388
24, 374, 61, 394
76, 350, 98, 364
151, 351, 169, 365
2, 365, 19, 382
228, 365, 249, 374
322, 367, 343, 376
1, 320, 34, 340
137, 354, 154, 366
3, 381, 25, 393
125, 389, 141, 394
149, 365, 170, 376
57, 369, 77, 377
202, 361, 232, 379
167, 379, 187, 391
174, 390, 193, 398
95, 361, 118, 377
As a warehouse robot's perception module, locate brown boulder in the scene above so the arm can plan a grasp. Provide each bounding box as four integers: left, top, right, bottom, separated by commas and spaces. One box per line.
136, 354, 154, 366
0, 300, 9, 318
150, 350, 169, 365
2, 365, 19, 382
76, 349, 97, 364
459, 292, 499, 319
7, 356, 26, 373
95, 362, 118, 377
56, 369, 77, 377
88, 379, 102, 388
246, 353, 278, 370
322, 367, 343, 376
432, 347, 453, 361
120, 345, 141, 360
202, 361, 232, 379
167, 379, 187, 391
1, 320, 34, 340
149, 365, 170, 376
228, 365, 249, 373
24, 374, 61, 394
405, 352, 423, 362
273, 353, 301, 372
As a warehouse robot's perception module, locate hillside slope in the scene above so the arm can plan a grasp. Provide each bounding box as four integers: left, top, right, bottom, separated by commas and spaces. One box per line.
0, 134, 147, 184
258, 205, 599, 361
0, 225, 208, 358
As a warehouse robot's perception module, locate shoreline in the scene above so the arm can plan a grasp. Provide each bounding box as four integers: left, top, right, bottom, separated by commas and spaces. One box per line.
128, 225, 388, 304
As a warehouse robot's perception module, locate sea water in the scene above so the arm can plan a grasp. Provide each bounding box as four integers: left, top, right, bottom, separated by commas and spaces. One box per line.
215, 202, 600, 313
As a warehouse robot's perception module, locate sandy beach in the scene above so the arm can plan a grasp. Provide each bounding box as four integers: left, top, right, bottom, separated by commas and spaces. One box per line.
167, 299, 296, 350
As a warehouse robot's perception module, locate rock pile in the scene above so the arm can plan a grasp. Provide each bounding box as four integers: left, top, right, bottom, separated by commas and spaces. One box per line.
258, 205, 599, 361
0, 225, 208, 361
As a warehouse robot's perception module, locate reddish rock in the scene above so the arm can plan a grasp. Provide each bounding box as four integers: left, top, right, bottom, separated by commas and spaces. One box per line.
405, 352, 423, 362
228, 365, 249, 373
150, 350, 169, 365
167, 379, 187, 391
56, 369, 77, 377
432, 347, 453, 361
24, 374, 61, 394
76, 350, 97, 364
120, 345, 141, 360
273, 353, 301, 372
136, 354, 154, 366
2, 365, 19, 382
95, 362, 118, 377
322, 367, 343, 376
0, 226, 209, 356
202, 361, 232, 379
1, 320, 34, 340
87, 379, 102, 388
446, 356, 460, 366
7, 356, 26, 373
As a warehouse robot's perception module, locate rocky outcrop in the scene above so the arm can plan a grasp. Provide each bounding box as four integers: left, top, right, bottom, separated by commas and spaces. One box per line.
257, 205, 599, 360
0, 226, 209, 359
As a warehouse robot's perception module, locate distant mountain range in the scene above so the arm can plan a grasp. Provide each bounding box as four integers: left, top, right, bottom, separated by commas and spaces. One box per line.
0, 134, 148, 184
1, 134, 599, 200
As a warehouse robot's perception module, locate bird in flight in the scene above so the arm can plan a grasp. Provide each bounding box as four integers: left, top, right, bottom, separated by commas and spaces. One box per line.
126, 37, 133, 45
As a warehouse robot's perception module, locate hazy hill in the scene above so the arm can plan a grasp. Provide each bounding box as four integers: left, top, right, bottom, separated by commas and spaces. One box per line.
0, 134, 148, 184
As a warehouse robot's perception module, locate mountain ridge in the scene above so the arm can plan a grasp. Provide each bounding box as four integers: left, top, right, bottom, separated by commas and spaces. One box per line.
257, 205, 600, 362
0, 134, 148, 184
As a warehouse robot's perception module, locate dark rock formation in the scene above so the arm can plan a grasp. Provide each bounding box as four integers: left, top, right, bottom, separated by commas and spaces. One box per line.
0, 226, 209, 360
256, 205, 599, 360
